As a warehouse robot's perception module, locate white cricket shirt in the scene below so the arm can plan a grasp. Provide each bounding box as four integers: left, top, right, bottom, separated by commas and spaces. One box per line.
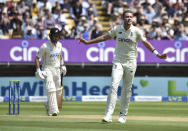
37, 41, 62, 68
108, 25, 146, 63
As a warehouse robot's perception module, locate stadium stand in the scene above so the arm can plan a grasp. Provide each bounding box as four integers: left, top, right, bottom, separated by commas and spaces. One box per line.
0, 0, 188, 40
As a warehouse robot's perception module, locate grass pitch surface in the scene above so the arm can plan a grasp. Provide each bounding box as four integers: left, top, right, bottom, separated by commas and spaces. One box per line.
0, 102, 188, 131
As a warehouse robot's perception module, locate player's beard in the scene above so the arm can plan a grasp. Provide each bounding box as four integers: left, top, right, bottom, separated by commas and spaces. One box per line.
50, 36, 59, 44
51, 39, 58, 44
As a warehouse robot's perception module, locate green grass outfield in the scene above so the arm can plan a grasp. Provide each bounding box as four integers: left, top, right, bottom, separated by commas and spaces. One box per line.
0, 102, 188, 131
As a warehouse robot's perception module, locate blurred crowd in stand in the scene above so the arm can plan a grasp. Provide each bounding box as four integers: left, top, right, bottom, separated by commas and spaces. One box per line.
0, 0, 188, 40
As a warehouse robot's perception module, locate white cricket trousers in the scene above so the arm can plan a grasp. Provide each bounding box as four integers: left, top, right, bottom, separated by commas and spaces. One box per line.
105, 60, 137, 116
43, 67, 62, 115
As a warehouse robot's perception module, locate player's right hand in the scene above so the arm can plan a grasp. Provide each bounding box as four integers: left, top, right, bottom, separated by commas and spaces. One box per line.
157, 53, 168, 59
35, 68, 45, 80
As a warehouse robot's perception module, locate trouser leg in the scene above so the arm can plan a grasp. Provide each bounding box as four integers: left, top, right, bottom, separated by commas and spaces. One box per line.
53, 68, 62, 109
47, 91, 59, 115
120, 61, 136, 115
44, 69, 59, 115
105, 63, 123, 115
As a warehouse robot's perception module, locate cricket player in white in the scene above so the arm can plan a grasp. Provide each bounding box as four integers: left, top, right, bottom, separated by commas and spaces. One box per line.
35, 28, 66, 116
79, 10, 167, 123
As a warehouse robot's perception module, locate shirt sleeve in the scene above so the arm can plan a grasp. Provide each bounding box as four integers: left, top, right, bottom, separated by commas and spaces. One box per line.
37, 44, 45, 59
137, 28, 146, 42
108, 26, 117, 38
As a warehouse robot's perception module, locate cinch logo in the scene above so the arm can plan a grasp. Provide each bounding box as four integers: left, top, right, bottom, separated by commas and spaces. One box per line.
118, 38, 132, 42
10, 40, 69, 62
10, 40, 39, 61
86, 42, 145, 62
86, 42, 114, 62
163, 41, 188, 62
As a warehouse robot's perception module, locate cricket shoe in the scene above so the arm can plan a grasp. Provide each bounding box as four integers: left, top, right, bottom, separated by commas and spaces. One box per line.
48, 111, 58, 116
44, 103, 57, 116
52, 112, 58, 116
118, 113, 126, 123
102, 114, 112, 122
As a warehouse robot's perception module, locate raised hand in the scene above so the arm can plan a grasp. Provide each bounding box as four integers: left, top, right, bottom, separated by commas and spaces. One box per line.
79, 37, 88, 44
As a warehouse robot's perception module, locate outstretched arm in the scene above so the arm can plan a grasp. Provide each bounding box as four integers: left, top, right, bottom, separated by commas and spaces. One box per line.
79, 33, 111, 45
142, 40, 168, 59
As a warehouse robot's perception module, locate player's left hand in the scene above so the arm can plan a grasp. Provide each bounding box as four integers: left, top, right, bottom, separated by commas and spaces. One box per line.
79, 37, 88, 44
157, 53, 168, 59
60, 65, 67, 76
